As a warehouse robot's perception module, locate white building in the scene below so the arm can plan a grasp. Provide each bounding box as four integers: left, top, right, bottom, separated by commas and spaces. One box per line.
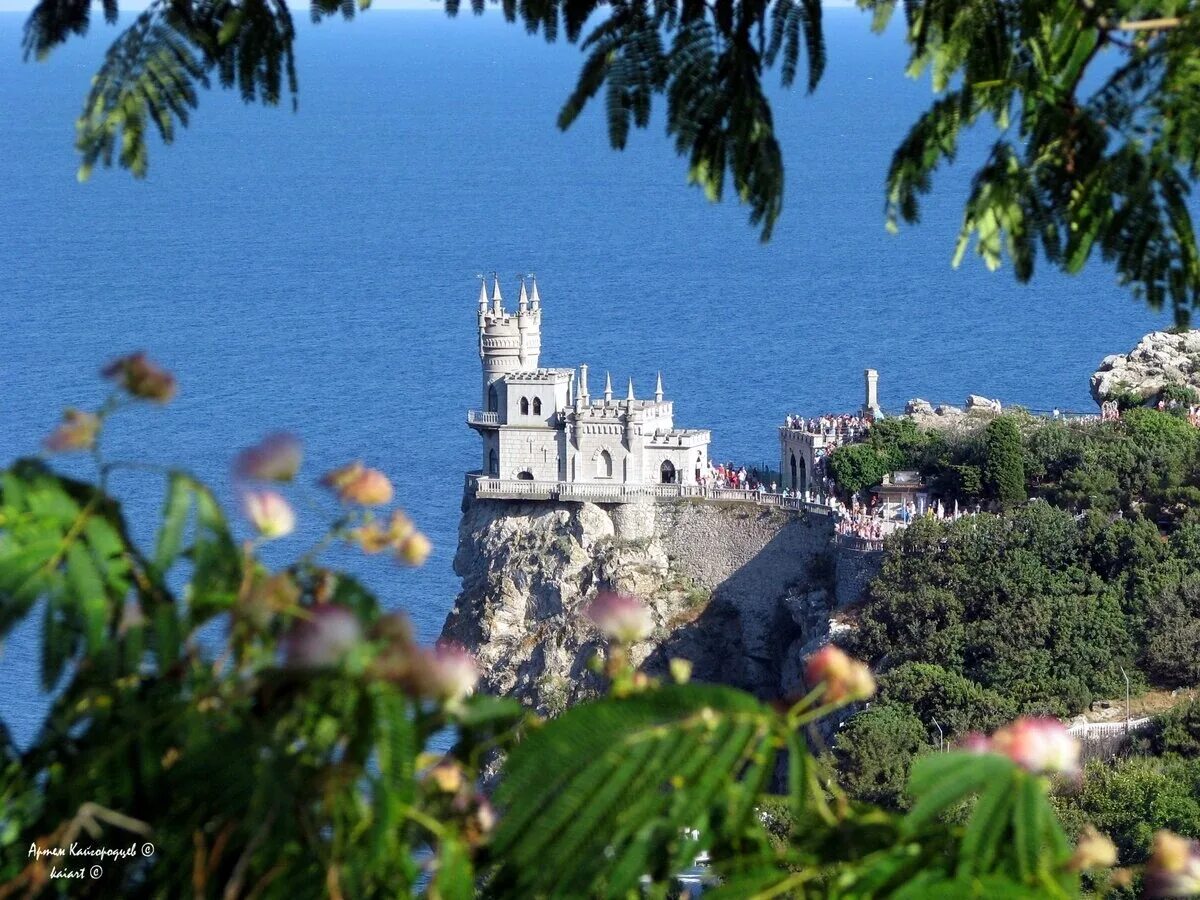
467, 276, 711, 486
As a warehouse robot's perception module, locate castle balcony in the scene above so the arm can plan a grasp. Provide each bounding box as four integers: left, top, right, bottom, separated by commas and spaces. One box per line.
467, 409, 501, 428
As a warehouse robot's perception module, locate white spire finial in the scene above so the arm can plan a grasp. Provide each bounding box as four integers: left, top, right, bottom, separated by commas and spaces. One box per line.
518, 278, 529, 311
530, 276, 541, 308
478, 278, 488, 307
491, 274, 503, 311
604, 371, 613, 402
627, 377, 635, 401
654, 372, 663, 402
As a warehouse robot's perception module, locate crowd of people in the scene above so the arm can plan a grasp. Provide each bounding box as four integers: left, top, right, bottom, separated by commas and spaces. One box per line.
702, 462, 775, 493
783, 413, 870, 441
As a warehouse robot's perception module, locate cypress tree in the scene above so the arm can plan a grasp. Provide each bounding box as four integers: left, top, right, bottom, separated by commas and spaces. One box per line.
983, 417, 1026, 504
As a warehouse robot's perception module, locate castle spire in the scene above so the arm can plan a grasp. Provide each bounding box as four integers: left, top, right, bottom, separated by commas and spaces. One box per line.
518, 279, 529, 312
530, 276, 541, 309
491, 274, 503, 313
604, 371, 613, 402
477, 279, 488, 308
627, 377, 635, 401
654, 372, 663, 402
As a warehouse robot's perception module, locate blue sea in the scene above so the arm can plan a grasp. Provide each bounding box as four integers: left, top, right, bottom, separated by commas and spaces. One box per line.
0, 7, 1170, 746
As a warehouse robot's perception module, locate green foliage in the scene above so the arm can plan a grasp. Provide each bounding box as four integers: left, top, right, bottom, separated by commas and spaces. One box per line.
834, 702, 931, 809
879, 663, 1018, 738
23, 0, 1200, 311
1160, 383, 1200, 406
850, 505, 1143, 716
982, 416, 1026, 505
827, 442, 896, 498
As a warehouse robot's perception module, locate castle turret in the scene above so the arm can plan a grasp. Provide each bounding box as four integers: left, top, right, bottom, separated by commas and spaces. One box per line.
655, 372, 663, 403
478, 275, 542, 406
530, 276, 541, 310
626, 377, 635, 402
604, 372, 613, 403
579, 364, 589, 405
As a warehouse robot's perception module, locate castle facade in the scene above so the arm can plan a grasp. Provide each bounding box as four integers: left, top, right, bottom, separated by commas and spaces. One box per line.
467, 277, 711, 486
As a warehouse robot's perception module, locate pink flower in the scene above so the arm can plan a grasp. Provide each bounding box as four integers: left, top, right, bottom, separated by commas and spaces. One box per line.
410, 642, 479, 702
321, 461, 394, 506
43, 408, 100, 453
1145, 830, 1200, 897
584, 592, 654, 644
234, 432, 302, 482
101, 352, 176, 403
804, 645, 876, 703
1069, 825, 1118, 871
242, 490, 296, 539
989, 717, 1080, 776
960, 732, 992, 754
282, 604, 363, 669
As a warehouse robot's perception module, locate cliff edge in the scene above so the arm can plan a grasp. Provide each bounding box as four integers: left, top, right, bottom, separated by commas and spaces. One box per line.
440, 494, 866, 714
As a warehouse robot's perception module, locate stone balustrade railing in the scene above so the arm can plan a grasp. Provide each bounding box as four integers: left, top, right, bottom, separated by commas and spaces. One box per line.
1066, 717, 1151, 738
466, 410, 500, 426
466, 474, 832, 516
833, 533, 887, 553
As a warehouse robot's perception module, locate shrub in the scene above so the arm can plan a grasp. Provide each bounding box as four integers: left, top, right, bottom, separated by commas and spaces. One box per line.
982, 416, 1027, 504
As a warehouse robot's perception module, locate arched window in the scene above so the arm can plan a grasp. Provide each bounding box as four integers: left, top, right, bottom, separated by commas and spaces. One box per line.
660, 460, 676, 484
790, 453, 797, 492
598, 449, 613, 478
517, 470, 534, 481
533, 397, 542, 415
519, 397, 530, 416
488, 449, 499, 478
487, 385, 499, 413
799, 457, 807, 495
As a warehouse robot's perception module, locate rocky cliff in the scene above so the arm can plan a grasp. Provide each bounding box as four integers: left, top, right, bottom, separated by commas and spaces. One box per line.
1092, 330, 1200, 404
440, 495, 867, 715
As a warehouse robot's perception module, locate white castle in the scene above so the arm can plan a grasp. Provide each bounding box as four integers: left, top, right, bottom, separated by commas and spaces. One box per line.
467, 276, 712, 486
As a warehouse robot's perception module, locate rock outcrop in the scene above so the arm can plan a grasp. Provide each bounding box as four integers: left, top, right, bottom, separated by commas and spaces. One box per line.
1091, 331, 1200, 405
441, 495, 863, 714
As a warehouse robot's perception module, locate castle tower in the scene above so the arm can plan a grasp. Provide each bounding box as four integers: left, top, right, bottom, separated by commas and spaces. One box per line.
478, 274, 542, 407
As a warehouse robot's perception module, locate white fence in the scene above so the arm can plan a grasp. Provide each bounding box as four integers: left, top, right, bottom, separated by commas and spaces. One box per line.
1066, 717, 1151, 738
466, 410, 500, 426
468, 475, 832, 515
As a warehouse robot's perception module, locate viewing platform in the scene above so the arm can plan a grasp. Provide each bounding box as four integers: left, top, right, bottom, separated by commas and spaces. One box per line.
466, 409, 500, 427
465, 473, 832, 514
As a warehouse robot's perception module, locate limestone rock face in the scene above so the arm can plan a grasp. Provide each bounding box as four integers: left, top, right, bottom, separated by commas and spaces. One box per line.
441, 495, 848, 715
1091, 331, 1200, 405
965, 394, 1002, 413
905, 399, 934, 416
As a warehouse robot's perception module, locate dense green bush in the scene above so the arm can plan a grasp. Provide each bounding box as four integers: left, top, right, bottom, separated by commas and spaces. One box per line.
833, 702, 930, 809
982, 416, 1027, 505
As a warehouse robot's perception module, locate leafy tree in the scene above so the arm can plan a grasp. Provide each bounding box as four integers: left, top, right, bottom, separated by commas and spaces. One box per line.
834, 702, 931, 810
21, 0, 1200, 317
1142, 574, 1200, 687
827, 442, 896, 499
878, 662, 1018, 739
982, 416, 1026, 505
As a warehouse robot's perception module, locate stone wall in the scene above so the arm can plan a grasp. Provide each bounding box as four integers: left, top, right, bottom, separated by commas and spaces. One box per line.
834, 547, 884, 609
441, 494, 853, 714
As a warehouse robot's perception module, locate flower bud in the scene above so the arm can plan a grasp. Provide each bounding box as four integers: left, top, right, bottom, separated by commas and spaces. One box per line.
282, 604, 363, 669
43, 408, 100, 453
584, 592, 654, 644
101, 352, 176, 403
321, 462, 393, 506
1145, 830, 1200, 897
242, 490, 296, 539
804, 645, 876, 703
1068, 825, 1118, 871
349, 522, 391, 554
397, 532, 433, 566
990, 717, 1080, 776
234, 432, 302, 482
408, 642, 479, 703
669, 657, 693, 684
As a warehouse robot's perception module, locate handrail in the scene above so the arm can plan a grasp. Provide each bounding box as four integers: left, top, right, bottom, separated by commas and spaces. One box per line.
467, 410, 501, 425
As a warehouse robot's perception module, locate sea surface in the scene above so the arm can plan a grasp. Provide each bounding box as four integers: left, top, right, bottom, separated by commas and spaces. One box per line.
0, 7, 1170, 746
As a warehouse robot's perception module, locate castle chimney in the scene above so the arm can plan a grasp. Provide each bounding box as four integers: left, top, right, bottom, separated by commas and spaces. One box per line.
530, 276, 541, 310
626, 377, 635, 402
654, 372, 663, 403
579, 364, 590, 403
518, 279, 528, 313
604, 372, 613, 403
491, 274, 503, 314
